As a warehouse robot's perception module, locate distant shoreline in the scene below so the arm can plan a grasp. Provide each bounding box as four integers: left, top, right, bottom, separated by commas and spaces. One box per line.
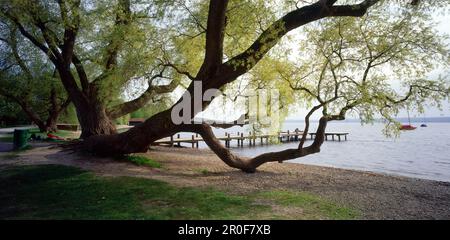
285, 117, 450, 123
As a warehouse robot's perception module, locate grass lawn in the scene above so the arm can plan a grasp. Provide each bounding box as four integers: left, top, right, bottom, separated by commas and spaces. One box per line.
0, 135, 13, 142
0, 164, 359, 220
124, 155, 162, 168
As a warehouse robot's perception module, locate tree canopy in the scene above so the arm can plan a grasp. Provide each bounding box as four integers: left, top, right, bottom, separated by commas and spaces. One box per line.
269, 4, 449, 136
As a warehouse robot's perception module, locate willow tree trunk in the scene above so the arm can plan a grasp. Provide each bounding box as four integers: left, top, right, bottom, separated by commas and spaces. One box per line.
44, 121, 58, 133
17, 101, 58, 133
76, 100, 117, 139
35, 122, 52, 133
37, 116, 57, 133
21, 107, 58, 133
83, 108, 176, 154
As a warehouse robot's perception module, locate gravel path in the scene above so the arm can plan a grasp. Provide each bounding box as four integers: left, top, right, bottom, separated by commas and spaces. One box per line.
1, 146, 449, 219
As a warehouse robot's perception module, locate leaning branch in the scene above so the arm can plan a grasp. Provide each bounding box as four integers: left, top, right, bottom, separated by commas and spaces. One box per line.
107, 70, 178, 119
217, 0, 381, 85
197, 0, 229, 78
104, 0, 132, 71
181, 116, 329, 173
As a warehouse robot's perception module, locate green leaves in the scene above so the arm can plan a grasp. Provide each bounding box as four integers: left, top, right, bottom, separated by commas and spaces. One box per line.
285, 3, 450, 135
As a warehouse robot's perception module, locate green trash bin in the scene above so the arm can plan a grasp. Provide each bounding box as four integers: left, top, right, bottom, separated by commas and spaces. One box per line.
13, 129, 29, 150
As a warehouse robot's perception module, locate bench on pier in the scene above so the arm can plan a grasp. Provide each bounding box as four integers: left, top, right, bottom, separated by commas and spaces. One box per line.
278, 130, 303, 142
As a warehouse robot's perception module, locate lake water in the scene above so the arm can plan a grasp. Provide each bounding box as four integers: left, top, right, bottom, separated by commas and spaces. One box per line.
185, 121, 450, 182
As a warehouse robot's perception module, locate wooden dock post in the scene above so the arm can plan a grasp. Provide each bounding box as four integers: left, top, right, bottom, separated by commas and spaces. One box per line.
240, 132, 244, 147
225, 132, 228, 147
177, 134, 181, 147
170, 135, 174, 147
224, 132, 228, 147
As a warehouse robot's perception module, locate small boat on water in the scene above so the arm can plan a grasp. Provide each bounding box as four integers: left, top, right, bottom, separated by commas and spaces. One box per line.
400, 109, 416, 130
420, 113, 428, 127
400, 124, 417, 130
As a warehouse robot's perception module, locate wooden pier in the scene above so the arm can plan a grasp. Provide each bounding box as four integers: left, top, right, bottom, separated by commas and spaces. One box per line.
309, 132, 348, 141
154, 130, 349, 148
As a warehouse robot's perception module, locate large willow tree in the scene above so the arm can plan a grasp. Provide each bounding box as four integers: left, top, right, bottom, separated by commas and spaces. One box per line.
83, 0, 448, 172
1, 0, 449, 172
0, 0, 180, 138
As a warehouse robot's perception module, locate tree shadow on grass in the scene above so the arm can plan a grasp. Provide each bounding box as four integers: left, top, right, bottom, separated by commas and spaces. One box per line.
0, 164, 269, 220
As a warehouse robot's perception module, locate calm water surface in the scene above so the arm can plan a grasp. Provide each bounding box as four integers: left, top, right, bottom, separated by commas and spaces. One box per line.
227, 122, 450, 182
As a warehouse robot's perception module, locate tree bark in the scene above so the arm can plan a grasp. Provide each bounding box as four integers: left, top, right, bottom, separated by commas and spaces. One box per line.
44, 119, 58, 133
76, 100, 117, 139
83, 107, 177, 154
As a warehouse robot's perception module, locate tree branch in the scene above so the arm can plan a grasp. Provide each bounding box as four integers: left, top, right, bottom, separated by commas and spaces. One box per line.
107, 69, 178, 119
71, 53, 90, 92
58, 0, 81, 66
162, 62, 197, 80
1, 11, 57, 64
197, 0, 229, 78
217, 0, 381, 85
7, 27, 33, 79
104, 0, 132, 71
204, 113, 249, 129
183, 117, 329, 172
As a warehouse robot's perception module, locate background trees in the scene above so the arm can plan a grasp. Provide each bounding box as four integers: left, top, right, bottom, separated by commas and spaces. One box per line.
0, 25, 69, 132
0, 0, 181, 137
0, 97, 30, 127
